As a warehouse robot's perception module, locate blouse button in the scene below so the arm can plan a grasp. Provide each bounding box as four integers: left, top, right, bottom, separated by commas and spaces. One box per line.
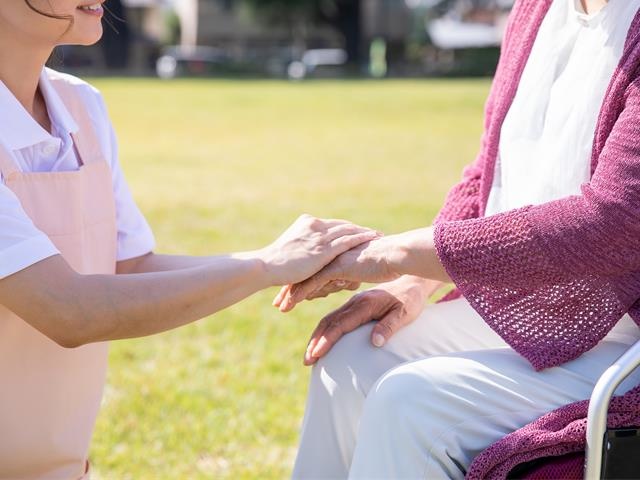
576, 15, 590, 27
41, 143, 57, 156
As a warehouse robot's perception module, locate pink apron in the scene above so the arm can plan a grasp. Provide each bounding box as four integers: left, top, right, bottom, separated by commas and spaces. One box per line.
0, 78, 117, 479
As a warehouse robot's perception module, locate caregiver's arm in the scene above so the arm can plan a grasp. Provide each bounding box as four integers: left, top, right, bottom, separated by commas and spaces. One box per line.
117, 252, 240, 274
0, 215, 377, 348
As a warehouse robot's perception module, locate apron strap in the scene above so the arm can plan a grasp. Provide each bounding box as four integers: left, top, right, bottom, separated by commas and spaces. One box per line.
48, 79, 106, 167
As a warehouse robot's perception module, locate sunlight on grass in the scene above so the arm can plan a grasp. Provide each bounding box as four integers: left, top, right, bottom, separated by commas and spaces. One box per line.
88, 78, 490, 479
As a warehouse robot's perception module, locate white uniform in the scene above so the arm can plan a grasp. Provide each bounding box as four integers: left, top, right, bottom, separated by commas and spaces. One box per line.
0, 68, 155, 279
292, 1, 640, 478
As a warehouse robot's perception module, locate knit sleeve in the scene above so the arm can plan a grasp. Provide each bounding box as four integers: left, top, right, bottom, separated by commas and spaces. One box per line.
434, 77, 640, 371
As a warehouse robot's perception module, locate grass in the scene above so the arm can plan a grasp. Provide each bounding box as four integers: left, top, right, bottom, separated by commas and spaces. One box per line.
87, 78, 491, 479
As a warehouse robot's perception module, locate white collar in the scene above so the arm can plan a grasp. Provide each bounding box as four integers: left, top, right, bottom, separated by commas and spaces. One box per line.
571, 0, 609, 25
0, 68, 79, 151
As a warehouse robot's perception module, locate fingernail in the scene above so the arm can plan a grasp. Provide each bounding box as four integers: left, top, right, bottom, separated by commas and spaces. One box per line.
312, 337, 327, 357
372, 333, 385, 347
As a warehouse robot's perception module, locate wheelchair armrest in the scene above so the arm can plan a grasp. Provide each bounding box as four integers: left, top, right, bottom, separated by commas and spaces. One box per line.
584, 339, 640, 479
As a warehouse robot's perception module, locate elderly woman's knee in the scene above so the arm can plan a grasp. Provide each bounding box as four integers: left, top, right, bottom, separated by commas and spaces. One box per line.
363, 356, 473, 421
308, 322, 391, 402
365, 366, 429, 417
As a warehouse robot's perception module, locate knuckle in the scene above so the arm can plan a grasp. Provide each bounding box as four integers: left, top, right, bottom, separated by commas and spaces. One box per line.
326, 317, 341, 331
309, 217, 322, 229
353, 292, 371, 307
329, 316, 349, 335
315, 318, 330, 332
375, 321, 394, 337
310, 287, 327, 299
297, 214, 312, 225
326, 327, 342, 342
398, 305, 411, 319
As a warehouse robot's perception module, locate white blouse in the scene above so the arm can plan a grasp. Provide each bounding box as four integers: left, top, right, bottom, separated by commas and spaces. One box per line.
485, 0, 640, 216
0, 69, 155, 278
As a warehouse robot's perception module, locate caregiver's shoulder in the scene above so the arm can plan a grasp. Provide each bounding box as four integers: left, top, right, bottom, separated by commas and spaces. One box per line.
44, 67, 106, 111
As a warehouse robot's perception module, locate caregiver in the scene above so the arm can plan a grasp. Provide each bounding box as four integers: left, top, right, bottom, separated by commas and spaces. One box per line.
0, 1, 378, 478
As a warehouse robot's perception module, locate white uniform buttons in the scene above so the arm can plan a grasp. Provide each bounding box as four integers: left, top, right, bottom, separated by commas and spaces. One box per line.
41, 143, 57, 156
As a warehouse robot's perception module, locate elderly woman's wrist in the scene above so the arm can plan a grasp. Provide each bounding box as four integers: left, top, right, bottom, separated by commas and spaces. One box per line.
396, 275, 443, 297
388, 227, 449, 282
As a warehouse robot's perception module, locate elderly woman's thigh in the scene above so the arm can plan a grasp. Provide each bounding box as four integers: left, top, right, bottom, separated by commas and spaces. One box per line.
356, 342, 640, 467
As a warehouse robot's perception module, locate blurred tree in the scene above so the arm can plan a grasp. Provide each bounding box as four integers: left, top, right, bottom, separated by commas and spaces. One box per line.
243, 0, 362, 65
100, 0, 131, 69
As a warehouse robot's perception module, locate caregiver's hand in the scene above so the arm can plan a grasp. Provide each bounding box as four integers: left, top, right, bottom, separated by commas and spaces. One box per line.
258, 214, 380, 286
302, 276, 442, 365
275, 226, 451, 312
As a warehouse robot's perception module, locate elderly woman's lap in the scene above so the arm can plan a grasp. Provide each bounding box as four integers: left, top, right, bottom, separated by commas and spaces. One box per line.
293, 300, 640, 479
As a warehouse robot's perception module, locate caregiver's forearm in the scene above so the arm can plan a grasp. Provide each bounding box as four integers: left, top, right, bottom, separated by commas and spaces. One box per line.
0, 253, 270, 348
116, 252, 225, 274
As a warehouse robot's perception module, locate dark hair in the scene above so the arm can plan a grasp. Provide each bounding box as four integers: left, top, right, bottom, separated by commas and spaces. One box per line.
23, 0, 74, 31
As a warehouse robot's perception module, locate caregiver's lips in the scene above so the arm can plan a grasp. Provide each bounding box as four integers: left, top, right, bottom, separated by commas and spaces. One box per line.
77, 2, 104, 17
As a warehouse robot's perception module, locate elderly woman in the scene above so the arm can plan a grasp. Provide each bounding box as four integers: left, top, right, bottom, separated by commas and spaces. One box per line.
277, 0, 640, 478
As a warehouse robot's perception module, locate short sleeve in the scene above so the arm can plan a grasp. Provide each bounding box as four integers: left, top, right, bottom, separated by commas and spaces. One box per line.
83, 86, 156, 261
0, 185, 59, 279
105, 121, 156, 261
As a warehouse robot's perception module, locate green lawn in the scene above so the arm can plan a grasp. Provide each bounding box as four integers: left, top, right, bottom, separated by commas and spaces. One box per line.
88, 78, 490, 479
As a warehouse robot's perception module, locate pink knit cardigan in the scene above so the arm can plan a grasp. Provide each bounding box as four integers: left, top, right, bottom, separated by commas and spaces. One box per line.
434, 0, 640, 370
431, 0, 640, 477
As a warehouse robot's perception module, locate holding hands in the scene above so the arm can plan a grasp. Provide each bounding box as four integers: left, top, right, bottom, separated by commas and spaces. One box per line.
271, 225, 452, 363
257, 214, 381, 287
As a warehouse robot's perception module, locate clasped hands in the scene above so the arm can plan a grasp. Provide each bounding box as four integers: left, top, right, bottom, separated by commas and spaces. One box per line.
261, 214, 450, 366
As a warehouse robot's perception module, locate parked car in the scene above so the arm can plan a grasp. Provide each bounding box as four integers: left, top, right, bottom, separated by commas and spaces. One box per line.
286, 49, 349, 80
156, 45, 269, 78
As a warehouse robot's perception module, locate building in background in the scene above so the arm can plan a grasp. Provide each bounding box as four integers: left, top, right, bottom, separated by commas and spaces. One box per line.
56, 0, 514, 77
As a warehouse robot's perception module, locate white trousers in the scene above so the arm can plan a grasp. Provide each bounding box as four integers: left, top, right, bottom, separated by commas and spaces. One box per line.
292, 298, 640, 480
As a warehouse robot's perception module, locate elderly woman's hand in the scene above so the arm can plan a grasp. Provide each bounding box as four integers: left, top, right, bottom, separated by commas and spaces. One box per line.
274, 226, 450, 312
301, 276, 442, 365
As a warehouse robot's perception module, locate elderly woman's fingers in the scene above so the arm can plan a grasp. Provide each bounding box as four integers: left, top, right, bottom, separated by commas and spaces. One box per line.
369, 306, 405, 348
278, 262, 340, 312
272, 284, 291, 308
303, 315, 332, 365
305, 280, 361, 301
306, 291, 386, 362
